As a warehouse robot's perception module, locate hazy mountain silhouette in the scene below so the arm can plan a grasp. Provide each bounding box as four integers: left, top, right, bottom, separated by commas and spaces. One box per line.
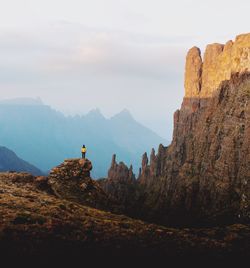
0, 146, 43, 175
0, 98, 167, 178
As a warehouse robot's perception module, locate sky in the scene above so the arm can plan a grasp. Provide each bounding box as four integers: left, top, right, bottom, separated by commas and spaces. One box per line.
0, 0, 249, 140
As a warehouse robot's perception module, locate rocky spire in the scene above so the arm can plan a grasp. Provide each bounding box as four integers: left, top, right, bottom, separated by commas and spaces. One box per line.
184, 46, 202, 98
150, 148, 156, 164
99, 155, 137, 210
107, 155, 136, 184
129, 164, 133, 174
158, 144, 165, 156
142, 152, 148, 170
111, 154, 117, 168
149, 148, 157, 176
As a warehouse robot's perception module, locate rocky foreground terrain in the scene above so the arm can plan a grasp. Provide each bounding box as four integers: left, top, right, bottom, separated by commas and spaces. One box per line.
0, 161, 249, 262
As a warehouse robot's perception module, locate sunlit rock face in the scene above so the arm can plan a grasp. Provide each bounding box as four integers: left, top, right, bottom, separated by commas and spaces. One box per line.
184, 46, 203, 98
185, 33, 250, 100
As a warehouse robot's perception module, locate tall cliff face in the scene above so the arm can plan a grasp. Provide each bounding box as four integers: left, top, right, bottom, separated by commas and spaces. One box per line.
101, 33, 250, 227
144, 73, 250, 226
138, 33, 250, 226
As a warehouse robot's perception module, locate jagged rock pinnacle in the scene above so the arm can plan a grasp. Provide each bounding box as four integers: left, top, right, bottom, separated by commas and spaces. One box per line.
184, 46, 202, 98
150, 148, 156, 164
184, 32, 250, 100
142, 152, 148, 169
111, 154, 117, 167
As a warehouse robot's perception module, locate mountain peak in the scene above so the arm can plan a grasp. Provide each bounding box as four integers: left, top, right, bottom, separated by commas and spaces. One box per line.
111, 109, 134, 121
86, 108, 106, 119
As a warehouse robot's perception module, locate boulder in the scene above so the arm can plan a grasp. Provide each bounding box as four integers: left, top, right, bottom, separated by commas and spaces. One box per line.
48, 158, 111, 211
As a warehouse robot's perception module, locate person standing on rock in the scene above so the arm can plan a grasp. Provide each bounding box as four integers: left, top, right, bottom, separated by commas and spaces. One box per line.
81, 145, 87, 159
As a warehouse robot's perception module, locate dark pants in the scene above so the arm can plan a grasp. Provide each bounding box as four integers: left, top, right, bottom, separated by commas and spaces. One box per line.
82, 152, 86, 159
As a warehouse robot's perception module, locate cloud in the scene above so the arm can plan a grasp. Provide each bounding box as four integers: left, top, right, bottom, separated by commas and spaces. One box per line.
0, 22, 188, 138
37, 23, 187, 81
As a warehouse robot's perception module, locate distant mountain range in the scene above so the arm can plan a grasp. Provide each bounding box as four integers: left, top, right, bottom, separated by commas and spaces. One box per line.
0, 98, 167, 178
0, 146, 43, 175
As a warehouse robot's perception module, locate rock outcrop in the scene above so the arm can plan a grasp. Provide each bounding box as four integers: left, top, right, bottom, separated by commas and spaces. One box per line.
98, 155, 137, 213
47, 158, 115, 211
